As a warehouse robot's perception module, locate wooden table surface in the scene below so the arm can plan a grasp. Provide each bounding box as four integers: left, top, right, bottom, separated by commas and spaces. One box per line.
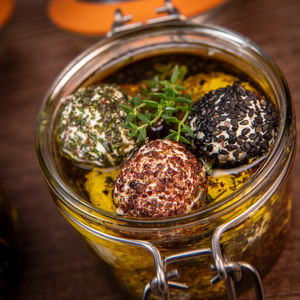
0, 0, 299, 299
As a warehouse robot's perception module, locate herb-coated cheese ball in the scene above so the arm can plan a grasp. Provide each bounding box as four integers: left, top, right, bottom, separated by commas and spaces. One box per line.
57, 84, 136, 168
113, 139, 207, 217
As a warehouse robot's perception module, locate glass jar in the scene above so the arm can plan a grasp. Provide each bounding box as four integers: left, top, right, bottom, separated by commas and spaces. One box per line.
36, 19, 295, 300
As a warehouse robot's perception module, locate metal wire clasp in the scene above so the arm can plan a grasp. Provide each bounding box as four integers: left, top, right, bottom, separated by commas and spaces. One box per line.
142, 193, 268, 300
142, 243, 264, 300
209, 197, 266, 300
142, 248, 212, 300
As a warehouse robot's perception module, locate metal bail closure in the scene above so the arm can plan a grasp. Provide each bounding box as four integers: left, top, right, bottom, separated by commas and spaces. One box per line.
142, 244, 264, 300
107, 0, 186, 37
142, 248, 212, 300
210, 259, 264, 300
210, 203, 266, 300
142, 195, 268, 300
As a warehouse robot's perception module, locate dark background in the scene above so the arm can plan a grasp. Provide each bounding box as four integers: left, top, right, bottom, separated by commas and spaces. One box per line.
0, 0, 299, 299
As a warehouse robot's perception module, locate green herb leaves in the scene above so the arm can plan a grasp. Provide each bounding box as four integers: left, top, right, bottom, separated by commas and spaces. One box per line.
120, 65, 194, 144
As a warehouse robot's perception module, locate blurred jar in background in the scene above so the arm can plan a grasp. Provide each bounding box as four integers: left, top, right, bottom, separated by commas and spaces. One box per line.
47, 0, 228, 49
0, 0, 14, 38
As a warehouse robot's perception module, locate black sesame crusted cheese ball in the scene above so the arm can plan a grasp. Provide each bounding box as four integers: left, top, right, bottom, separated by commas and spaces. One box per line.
57, 84, 136, 168
188, 83, 278, 166
113, 139, 207, 218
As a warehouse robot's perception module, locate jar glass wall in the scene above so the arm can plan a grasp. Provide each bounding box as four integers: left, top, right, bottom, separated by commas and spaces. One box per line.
36, 21, 295, 299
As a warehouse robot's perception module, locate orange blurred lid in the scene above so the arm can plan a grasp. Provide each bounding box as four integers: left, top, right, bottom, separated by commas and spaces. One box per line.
0, 0, 14, 29
48, 0, 227, 36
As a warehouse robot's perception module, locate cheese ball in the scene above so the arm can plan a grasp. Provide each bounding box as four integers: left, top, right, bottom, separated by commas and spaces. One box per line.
56, 84, 136, 168
188, 83, 278, 166
113, 139, 207, 218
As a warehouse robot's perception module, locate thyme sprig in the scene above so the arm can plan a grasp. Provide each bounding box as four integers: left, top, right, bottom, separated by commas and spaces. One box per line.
120, 65, 195, 144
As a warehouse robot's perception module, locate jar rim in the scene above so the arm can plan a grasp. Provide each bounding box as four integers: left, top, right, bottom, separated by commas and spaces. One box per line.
35, 21, 294, 228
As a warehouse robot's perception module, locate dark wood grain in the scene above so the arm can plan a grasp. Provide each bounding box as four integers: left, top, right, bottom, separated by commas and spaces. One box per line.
0, 0, 299, 299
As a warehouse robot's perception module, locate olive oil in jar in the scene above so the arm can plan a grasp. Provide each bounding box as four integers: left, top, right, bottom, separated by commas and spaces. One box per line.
54, 53, 274, 216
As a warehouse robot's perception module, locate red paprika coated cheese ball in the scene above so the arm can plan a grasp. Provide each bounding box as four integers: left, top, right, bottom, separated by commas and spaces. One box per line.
113, 139, 207, 217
